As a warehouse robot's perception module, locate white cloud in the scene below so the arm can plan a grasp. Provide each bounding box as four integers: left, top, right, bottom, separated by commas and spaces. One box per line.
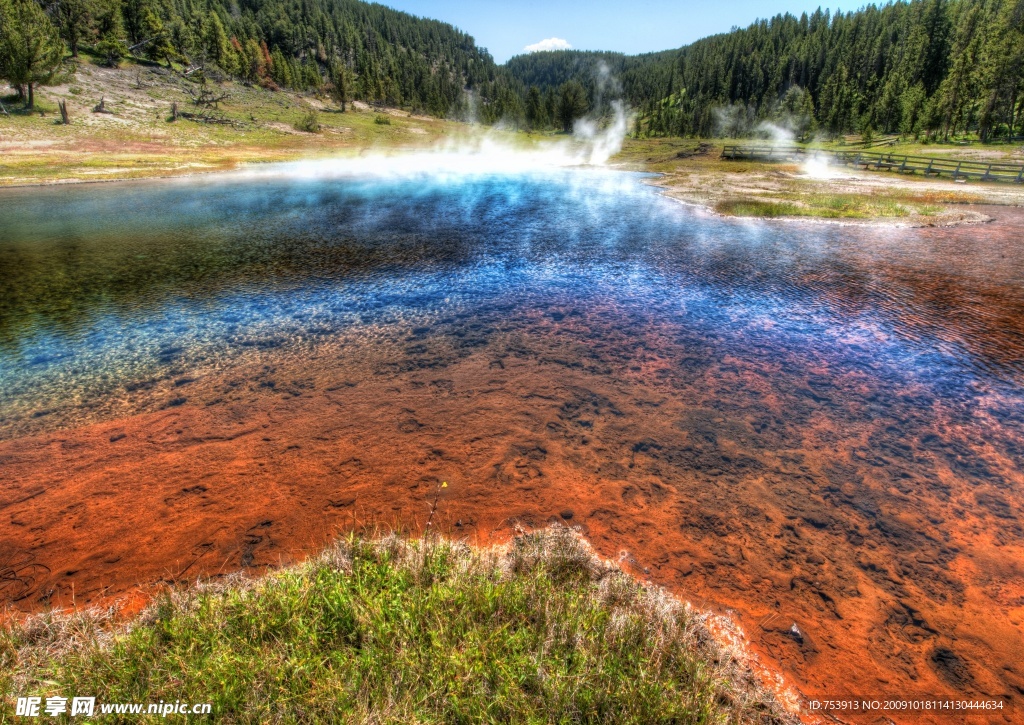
523, 37, 572, 53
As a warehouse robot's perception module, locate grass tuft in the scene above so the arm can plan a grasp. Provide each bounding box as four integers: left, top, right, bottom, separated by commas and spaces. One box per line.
716, 194, 924, 219
714, 199, 803, 218
1, 528, 794, 724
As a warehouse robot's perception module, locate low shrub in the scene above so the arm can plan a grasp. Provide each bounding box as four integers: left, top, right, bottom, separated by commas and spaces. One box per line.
295, 110, 321, 133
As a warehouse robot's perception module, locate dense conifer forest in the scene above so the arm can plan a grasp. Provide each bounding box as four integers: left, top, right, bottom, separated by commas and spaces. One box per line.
505, 0, 1024, 140
1, 0, 1022, 139
0, 0, 511, 117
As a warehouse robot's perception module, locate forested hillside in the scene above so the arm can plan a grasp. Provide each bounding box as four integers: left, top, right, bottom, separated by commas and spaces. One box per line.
0, 0, 518, 117
505, 0, 1024, 140
2, 0, 1022, 138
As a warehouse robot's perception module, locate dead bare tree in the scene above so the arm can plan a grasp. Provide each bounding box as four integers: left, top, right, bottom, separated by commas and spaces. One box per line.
187, 86, 228, 111
127, 37, 156, 54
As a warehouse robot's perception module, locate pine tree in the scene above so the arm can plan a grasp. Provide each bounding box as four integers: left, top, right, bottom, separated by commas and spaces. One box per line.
329, 60, 350, 111
0, 0, 16, 97
50, 0, 92, 58
203, 11, 233, 73
270, 47, 291, 88
93, 0, 126, 67
921, 0, 951, 95
120, 0, 145, 44
302, 56, 321, 90
977, 0, 1024, 140
936, 1, 985, 138
525, 85, 544, 129
544, 87, 557, 128
0, 0, 65, 108
236, 37, 261, 85
3, 0, 1016, 137
557, 79, 588, 132
137, 4, 173, 65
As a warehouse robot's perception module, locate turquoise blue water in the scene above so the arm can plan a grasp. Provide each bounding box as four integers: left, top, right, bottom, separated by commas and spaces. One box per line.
1, 169, 1022, 448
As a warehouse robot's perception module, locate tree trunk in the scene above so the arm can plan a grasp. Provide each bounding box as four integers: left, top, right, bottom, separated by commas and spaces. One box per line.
28, 83, 34, 109
1010, 87, 1019, 139
59, 100, 70, 124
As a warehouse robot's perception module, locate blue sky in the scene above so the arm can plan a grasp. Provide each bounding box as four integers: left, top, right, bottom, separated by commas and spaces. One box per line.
377, 0, 842, 63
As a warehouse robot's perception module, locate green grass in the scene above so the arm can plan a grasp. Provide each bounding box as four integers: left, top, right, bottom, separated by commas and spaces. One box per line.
715, 195, 922, 219
1, 529, 790, 724
713, 200, 803, 218
801, 193, 910, 218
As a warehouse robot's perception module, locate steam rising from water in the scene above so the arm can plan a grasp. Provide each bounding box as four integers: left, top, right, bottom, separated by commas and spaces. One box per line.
755, 121, 795, 146
722, 116, 848, 181
574, 101, 631, 165
801, 154, 846, 180
244, 101, 632, 181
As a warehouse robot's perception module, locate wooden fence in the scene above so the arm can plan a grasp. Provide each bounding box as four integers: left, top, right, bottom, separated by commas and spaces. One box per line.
720, 144, 1024, 183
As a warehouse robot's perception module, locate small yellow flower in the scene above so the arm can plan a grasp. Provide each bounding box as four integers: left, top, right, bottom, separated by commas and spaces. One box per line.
441, 482, 448, 488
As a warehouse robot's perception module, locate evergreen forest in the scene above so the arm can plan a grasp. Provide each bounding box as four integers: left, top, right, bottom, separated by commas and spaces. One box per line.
2, 0, 1022, 139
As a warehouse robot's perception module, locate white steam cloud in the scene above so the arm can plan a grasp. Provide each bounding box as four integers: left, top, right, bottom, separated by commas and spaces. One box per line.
243, 117, 631, 183
754, 122, 795, 146
570, 61, 631, 164
712, 109, 847, 180
524, 37, 572, 53
801, 154, 847, 180
234, 63, 631, 182
574, 100, 631, 165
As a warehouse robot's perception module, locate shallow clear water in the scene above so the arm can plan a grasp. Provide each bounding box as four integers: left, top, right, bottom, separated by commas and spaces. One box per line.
2, 169, 1023, 435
